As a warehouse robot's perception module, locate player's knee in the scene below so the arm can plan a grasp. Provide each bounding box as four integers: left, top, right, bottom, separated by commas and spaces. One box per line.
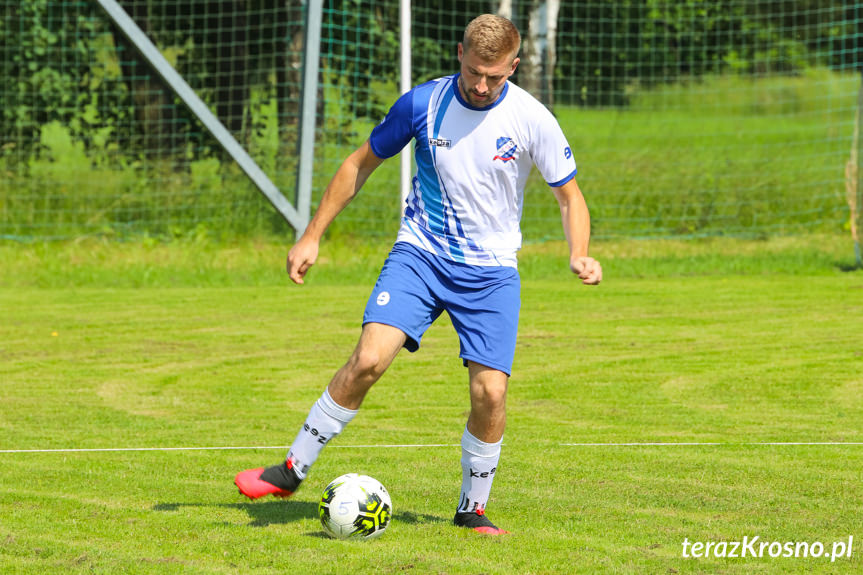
474, 378, 508, 409
487, 382, 508, 408
347, 346, 387, 384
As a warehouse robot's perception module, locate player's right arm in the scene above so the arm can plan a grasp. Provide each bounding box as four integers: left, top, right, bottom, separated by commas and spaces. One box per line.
287, 140, 385, 284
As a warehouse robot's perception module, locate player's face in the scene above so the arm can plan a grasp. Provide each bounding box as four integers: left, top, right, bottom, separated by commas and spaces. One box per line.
457, 43, 519, 108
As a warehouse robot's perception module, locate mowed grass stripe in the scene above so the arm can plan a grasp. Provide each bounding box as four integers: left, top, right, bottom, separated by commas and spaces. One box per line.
0, 238, 861, 573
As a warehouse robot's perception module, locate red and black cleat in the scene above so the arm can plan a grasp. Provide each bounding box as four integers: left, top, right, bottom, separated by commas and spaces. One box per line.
234, 459, 302, 499
453, 509, 510, 535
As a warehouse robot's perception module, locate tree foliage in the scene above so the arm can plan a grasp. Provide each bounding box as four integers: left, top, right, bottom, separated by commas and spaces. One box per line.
554, 0, 857, 106
0, 0, 857, 161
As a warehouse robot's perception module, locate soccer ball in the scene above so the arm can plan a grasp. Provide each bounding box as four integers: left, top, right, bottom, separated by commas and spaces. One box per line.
318, 473, 392, 540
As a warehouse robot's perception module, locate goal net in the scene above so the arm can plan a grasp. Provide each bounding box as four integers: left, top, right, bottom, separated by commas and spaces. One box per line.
1, 1, 860, 246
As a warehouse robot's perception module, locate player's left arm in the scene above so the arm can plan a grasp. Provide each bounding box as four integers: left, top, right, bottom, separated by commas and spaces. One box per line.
551, 178, 602, 285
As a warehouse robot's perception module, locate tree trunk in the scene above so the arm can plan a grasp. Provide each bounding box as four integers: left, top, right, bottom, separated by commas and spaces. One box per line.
521, 0, 543, 99
275, 1, 305, 175
544, 0, 560, 111
516, 0, 559, 111
211, 1, 248, 139
114, 0, 179, 156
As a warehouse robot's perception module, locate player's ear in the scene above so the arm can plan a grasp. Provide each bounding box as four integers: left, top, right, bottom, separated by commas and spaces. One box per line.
458, 42, 464, 63
509, 57, 520, 76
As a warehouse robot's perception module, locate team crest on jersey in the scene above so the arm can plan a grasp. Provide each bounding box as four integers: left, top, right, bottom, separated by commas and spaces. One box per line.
493, 137, 517, 162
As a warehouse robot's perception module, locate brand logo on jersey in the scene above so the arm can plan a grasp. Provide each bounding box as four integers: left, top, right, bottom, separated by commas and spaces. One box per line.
428, 137, 451, 148
376, 291, 390, 306
564, 146, 572, 159
493, 137, 517, 162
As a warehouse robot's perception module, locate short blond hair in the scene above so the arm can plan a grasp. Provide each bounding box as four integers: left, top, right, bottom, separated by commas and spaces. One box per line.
462, 14, 521, 63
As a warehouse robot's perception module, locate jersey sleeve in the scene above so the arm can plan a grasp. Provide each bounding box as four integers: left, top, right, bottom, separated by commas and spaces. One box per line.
369, 89, 416, 160
531, 108, 577, 188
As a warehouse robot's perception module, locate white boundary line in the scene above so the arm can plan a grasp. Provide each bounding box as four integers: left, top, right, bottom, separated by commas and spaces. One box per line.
1, 442, 862, 454
0, 444, 460, 454
562, 442, 722, 446
563, 442, 863, 446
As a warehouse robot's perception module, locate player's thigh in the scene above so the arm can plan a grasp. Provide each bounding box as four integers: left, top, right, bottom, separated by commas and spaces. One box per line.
363, 244, 444, 351
447, 269, 521, 376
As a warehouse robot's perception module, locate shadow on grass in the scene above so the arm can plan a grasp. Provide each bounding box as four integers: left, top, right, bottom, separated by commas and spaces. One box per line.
301, 509, 448, 539
837, 261, 863, 272
153, 501, 447, 530
153, 500, 318, 527
396, 510, 448, 525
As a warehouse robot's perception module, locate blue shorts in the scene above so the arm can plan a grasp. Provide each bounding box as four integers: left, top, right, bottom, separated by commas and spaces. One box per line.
362, 242, 521, 376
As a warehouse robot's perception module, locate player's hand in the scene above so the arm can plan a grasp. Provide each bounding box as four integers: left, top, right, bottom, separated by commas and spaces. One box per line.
287, 237, 319, 285
571, 256, 602, 285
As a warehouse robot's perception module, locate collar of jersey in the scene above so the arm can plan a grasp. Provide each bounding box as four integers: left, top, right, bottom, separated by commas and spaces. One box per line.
451, 74, 509, 111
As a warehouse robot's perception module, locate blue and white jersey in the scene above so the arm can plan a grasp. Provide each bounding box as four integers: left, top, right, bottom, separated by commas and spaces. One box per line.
369, 74, 577, 268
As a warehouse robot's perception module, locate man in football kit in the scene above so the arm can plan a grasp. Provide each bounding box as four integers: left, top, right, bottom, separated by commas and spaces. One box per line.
234, 14, 602, 535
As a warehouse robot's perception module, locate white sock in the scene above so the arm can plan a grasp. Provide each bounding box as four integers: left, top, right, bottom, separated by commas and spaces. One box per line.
457, 427, 502, 514
287, 389, 357, 479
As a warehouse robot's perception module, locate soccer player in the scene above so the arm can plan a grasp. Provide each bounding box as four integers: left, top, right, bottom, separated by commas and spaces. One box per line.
235, 13, 602, 535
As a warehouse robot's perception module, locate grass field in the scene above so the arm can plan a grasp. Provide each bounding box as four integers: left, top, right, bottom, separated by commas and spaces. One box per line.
1, 234, 862, 574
